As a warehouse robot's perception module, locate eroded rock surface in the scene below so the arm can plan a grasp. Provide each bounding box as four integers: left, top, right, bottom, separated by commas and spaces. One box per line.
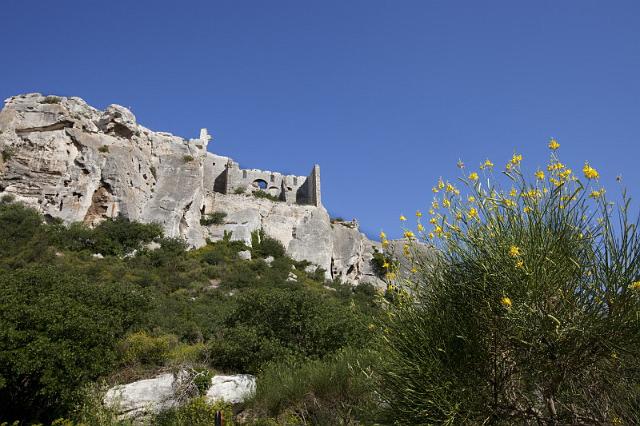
205, 374, 256, 404
103, 373, 177, 419
0, 93, 391, 285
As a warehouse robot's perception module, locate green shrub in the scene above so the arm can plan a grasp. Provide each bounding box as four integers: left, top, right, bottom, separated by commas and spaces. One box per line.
1, 147, 15, 162
154, 397, 232, 426
200, 211, 227, 226
252, 190, 280, 202
42, 95, 62, 104
183, 155, 195, 163
233, 186, 246, 194
118, 331, 178, 366
209, 325, 293, 374
0, 266, 149, 422
209, 287, 367, 373
98, 145, 109, 153
375, 145, 640, 424
150, 165, 157, 179
251, 229, 286, 258
251, 348, 378, 424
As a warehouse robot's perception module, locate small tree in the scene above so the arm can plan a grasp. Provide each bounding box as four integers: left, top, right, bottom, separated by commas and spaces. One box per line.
376, 141, 640, 424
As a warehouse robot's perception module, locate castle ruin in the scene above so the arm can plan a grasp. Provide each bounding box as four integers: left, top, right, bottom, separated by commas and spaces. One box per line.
197, 129, 321, 207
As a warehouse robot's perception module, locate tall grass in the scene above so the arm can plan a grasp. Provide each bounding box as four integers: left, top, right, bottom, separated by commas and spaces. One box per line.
377, 144, 640, 424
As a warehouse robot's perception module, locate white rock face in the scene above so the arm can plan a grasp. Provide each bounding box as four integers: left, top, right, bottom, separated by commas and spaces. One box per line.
205, 374, 256, 404
103, 373, 177, 419
0, 93, 394, 285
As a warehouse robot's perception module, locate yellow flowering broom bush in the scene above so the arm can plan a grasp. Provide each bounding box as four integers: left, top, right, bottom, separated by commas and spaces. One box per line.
375, 140, 640, 424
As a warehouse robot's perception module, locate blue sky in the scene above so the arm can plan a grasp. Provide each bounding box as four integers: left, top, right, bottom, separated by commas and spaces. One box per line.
2, 1, 639, 238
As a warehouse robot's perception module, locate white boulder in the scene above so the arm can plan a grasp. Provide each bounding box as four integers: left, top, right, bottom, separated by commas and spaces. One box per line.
205, 374, 256, 404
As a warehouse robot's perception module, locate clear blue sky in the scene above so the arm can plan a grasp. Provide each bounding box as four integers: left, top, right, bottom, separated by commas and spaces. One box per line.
2, 1, 639, 238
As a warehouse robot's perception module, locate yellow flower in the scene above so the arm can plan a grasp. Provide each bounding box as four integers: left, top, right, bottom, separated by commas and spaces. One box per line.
432, 200, 440, 209
432, 186, 439, 193
510, 153, 523, 165
468, 207, 479, 219
515, 259, 524, 269
582, 162, 599, 180
547, 162, 565, 172
403, 244, 410, 255
509, 245, 521, 257
503, 199, 515, 208
437, 178, 445, 190
523, 206, 532, 213
455, 212, 463, 220
509, 187, 518, 197
630, 281, 640, 290
417, 223, 425, 232
428, 232, 434, 239
429, 217, 438, 225
501, 296, 513, 308
385, 272, 396, 280
434, 225, 443, 235
548, 138, 560, 150
559, 168, 572, 180
468, 172, 479, 181
428, 209, 435, 215
410, 267, 418, 273
590, 189, 604, 199
480, 159, 494, 170
404, 231, 415, 239
535, 169, 545, 180
400, 215, 407, 221
382, 261, 390, 269
468, 195, 476, 203
382, 240, 389, 247
416, 210, 422, 217
379, 231, 387, 240
442, 198, 451, 208
446, 183, 455, 193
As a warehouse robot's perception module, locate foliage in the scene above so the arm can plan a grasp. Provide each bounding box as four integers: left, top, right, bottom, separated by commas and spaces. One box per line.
251, 229, 286, 258
209, 288, 369, 374
370, 249, 398, 279
98, 145, 109, 153
376, 143, 640, 424
183, 155, 195, 163
233, 186, 246, 194
154, 397, 233, 426
200, 211, 227, 226
1, 146, 15, 162
42, 95, 62, 104
149, 165, 157, 179
50, 216, 163, 256
0, 200, 381, 423
0, 266, 149, 422
252, 189, 280, 202
250, 347, 378, 425
118, 331, 179, 366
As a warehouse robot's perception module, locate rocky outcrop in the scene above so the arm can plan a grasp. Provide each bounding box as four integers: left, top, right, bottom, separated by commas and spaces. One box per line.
104, 373, 256, 420
0, 93, 386, 285
205, 374, 256, 404
103, 373, 177, 419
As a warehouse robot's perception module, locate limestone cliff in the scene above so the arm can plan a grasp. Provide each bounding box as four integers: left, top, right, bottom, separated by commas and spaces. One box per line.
0, 93, 383, 286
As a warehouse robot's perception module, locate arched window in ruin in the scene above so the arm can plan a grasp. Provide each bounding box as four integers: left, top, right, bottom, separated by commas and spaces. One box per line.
252, 179, 268, 190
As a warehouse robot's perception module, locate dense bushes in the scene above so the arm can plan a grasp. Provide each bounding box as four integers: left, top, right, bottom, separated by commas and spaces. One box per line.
376, 145, 640, 424
0, 201, 381, 424
209, 288, 369, 373
0, 266, 149, 421
251, 348, 378, 424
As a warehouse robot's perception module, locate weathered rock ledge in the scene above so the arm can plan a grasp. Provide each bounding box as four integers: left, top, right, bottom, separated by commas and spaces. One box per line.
0, 93, 384, 286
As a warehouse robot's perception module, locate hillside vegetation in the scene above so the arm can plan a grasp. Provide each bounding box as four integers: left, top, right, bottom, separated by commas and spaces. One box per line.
0, 198, 381, 424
